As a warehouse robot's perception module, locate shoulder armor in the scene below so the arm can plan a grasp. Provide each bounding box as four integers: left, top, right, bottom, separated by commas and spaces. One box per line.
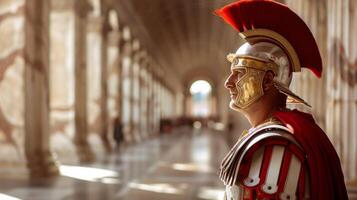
220, 123, 304, 186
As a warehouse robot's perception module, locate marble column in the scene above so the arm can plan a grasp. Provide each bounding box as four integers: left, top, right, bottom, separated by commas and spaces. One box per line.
120, 38, 134, 143
151, 75, 159, 135
24, 0, 59, 177
137, 54, 143, 139
144, 59, 151, 138
130, 43, 141, 142
104, 20, 121, 147
325, 0, 357, 182
183, 84, 191, 117
73, 0, 95, 163
146, 62, 154, 137
154, 78, 162, 135
115, 29, 124, 144
138, 54, 148, 139
99, 18, 112, 152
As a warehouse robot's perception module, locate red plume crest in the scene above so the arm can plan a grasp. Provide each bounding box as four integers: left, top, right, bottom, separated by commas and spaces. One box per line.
215, 0, 322, 78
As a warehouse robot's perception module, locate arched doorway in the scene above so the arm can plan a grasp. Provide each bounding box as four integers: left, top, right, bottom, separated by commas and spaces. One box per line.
189, 80, 213, 117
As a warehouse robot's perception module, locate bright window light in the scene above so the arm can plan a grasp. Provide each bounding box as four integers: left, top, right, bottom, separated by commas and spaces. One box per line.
190, 80, 212, 95
190, 80, 212, 117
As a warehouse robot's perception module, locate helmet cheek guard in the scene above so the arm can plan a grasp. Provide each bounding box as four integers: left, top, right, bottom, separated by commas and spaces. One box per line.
233, 67, 265, 109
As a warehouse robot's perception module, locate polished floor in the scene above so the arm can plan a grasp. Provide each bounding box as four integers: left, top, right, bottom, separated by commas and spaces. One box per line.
0, 128, 229, 200
0, 127, 356, 200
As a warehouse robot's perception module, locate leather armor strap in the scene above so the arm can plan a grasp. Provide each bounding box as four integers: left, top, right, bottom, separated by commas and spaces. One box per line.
243, 147, 264, 187
262, 146, 285, 194
231, 130, 301, 186
221, 124, 310, 200
220, 124, 304, 186
280, 154, 301, 200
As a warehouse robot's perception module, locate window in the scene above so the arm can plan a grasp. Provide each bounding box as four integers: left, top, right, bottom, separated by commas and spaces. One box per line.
189, 80, 212, 117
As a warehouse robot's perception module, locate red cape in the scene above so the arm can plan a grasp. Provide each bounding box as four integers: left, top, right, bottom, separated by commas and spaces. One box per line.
275, 109, 348, 200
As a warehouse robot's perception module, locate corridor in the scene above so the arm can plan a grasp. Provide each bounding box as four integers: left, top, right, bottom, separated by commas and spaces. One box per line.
0, 128, 228, 200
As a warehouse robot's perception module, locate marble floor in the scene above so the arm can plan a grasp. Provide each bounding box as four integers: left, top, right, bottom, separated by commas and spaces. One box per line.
0, 128, 229, 200
0, 127, 356, 200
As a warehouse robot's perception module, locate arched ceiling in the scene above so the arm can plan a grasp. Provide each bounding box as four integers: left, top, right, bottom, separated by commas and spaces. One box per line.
113, 0, 243, 91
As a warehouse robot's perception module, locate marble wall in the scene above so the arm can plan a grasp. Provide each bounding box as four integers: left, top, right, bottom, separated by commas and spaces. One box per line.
325, 0, 357, 182
0, 0, 175, 176
0, 0, 25, 164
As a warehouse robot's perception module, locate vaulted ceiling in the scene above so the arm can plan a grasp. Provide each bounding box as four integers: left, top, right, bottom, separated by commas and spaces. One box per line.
113, 0, 243, 91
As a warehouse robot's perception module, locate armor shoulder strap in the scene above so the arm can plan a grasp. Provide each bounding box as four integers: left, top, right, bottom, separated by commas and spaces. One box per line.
219, 124, 305, 186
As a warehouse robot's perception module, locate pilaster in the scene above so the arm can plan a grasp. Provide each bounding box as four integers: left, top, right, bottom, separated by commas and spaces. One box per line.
24, 0, 59, 177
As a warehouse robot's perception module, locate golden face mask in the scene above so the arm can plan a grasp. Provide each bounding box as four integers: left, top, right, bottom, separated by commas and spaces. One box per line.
232, 68, 265, 109
227, 42, 311, 109
228, 55, 278, 110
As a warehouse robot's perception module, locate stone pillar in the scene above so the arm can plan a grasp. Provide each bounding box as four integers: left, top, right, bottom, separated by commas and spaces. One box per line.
24, 0, 59, 177
151, 71, 157, 135
73, 0, 95, 163
99, 18, 112, 152
154, 78, 162, 135
120, 38, 133, 143
115, 30, 124, 144
130, 42, 141, 142
325, 0, 357, 182
183, 84, 190, 117
130, 50, 136, 142
117, 36, 127, 140
144, 59, 151, 138
138, 54, 148, 139
146, 62, 154, 136
117, 39, 123, 119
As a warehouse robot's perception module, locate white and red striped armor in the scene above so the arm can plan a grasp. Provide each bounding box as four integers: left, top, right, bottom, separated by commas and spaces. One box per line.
220, 122, 310, 200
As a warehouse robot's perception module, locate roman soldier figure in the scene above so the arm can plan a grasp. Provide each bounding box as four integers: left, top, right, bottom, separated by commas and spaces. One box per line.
215, 0, 348, 199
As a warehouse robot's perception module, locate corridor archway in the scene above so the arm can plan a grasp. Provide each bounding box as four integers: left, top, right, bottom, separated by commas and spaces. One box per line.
188, 80, 213, 117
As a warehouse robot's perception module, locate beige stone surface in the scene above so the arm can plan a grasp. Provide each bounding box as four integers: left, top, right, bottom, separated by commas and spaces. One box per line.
0, 0, 24, 163
0, 0, 24, 15
0, 18, 24, 56
87, 30, 102, 135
